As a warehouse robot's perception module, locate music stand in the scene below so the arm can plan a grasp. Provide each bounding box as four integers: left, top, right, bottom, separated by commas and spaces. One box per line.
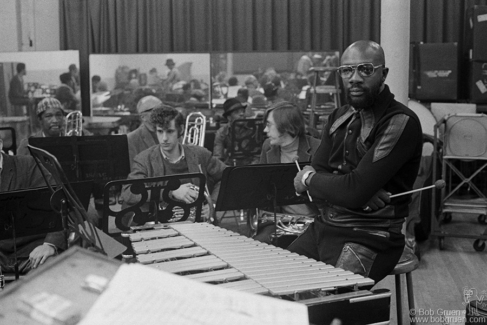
215, 163, 310, 244
29, 135, 130, 198
0, 181, 93, 239
0, 181, 92, 278
102, 173, 207, 235
27, 145, 126, 259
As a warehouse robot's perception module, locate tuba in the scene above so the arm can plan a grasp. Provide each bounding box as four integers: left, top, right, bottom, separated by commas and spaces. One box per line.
247, 209, 315, 239
64, 110, 83, 136
182, 112, 206, 147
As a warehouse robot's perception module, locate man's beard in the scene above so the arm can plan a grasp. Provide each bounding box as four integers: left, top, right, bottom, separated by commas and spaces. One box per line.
346, 83, 381, 110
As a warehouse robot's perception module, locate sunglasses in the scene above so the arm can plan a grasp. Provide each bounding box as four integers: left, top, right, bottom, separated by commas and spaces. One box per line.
337, 63, 384, 79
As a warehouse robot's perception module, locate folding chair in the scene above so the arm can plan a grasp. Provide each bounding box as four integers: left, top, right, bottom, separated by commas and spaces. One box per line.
431, 113, 487, 251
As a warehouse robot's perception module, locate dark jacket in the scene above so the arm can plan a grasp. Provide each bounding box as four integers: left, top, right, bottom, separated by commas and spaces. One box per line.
122, 144, 227, 204
309, 85, 423, 230
0, 153, 66, 259
260, 135, 321, 164
8, 74, 30, 106
55, 84, 79, 112
17, 131, 44, 156
126, 123, 158, 169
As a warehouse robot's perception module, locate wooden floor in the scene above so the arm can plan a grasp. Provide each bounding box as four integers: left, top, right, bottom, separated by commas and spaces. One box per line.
218, 212, 487, 325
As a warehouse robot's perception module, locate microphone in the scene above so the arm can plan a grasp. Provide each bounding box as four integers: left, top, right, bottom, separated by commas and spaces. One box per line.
294, 157, 313, 202
389, 180, 446, 199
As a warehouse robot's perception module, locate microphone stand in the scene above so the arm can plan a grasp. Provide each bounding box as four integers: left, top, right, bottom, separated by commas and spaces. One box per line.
309, 68, 320, 129
60, 198, 70, 250
272, 184, 279, 246
10, 211, 19, 280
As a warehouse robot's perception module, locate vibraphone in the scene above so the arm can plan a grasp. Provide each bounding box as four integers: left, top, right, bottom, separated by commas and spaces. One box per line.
124, 222, 391, 325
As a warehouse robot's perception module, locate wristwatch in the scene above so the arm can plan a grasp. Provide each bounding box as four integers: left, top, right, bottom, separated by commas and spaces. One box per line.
301, 171, 315, 187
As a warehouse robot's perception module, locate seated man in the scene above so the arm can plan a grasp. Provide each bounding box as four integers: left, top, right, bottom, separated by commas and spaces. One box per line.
213, 98, 258, 166
244, 75, 263, 98
17, 98, 66, 156
164, 58, 181, 92
293, 40, 423, 283
17, 98, 91, 156
126, 95, 163, 168
121, 105, 227, 222
254, 101, 321, 244
263, 82, 284, 105
0, 139, 65, 275
56, 72, 80, 113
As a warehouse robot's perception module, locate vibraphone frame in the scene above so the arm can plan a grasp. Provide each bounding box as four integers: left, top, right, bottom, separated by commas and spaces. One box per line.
124, 222, 391, 325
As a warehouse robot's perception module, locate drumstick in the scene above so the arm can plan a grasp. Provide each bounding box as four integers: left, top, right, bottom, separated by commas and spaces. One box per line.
294, 159, 313, 202
389, 180, 446, 198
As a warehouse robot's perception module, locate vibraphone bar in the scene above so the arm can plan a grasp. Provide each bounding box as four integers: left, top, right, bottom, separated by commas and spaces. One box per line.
124, 222, 391, 324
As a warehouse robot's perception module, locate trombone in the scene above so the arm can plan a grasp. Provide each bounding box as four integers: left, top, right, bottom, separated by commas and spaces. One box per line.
64, 110, 83, 136
182, 112, 206, 147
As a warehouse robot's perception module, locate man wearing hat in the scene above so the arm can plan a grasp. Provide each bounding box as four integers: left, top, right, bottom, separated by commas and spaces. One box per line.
126, 95, 163, 168
164, 58, 181, 92
17, 98, 66, 156
213, 98, 257, 166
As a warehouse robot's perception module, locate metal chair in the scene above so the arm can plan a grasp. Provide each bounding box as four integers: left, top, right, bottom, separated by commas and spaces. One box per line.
390, 246, 420, 325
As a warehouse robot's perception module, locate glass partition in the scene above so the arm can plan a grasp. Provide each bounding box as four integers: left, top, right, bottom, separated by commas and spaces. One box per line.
210, 51, 340, 110
89, 53, 211, 119
0, 50, 81, 118
0, 50, 80, 141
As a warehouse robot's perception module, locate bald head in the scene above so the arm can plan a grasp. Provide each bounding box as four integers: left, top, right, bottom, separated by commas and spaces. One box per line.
342, 40, 385, 66
339, 40, 389, 109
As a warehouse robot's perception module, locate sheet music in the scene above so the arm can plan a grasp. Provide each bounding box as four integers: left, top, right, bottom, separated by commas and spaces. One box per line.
79, 263, 308, 325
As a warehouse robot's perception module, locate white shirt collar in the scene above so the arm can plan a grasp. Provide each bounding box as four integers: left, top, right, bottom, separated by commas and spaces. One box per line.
160, 143, 185, 164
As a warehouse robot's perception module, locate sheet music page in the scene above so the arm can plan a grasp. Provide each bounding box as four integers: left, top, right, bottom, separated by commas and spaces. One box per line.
79, 263, 308, 325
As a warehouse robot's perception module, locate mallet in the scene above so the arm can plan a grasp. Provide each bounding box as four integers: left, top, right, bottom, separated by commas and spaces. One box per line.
389, 180, 446, 199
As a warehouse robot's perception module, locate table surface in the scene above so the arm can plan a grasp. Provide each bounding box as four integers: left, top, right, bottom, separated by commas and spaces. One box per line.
84, 116, 122, 125
0, 116, 30, 122
83, 117, 123, 135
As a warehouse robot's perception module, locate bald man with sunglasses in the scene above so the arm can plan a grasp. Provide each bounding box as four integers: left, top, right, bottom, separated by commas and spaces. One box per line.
292, 40, 423, 283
